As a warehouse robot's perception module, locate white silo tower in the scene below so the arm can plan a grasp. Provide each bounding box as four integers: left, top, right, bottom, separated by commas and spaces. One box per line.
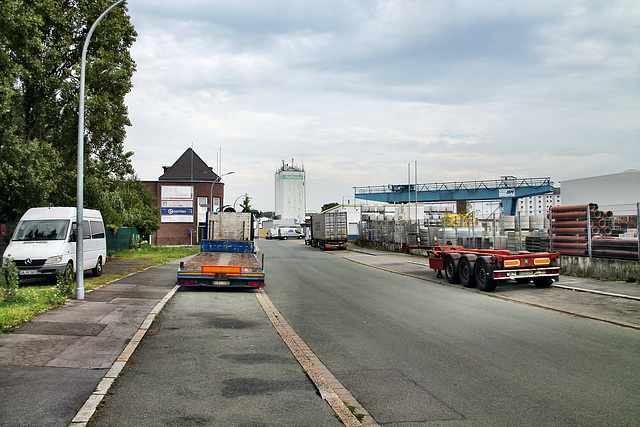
274, 160, 306, 223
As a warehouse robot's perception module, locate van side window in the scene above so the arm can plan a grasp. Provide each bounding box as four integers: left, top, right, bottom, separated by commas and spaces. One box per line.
70, 221, 92, 241
90, 221, 105, 239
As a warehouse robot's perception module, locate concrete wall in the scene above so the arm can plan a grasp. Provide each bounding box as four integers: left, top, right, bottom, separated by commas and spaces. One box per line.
559, 256, 640, 283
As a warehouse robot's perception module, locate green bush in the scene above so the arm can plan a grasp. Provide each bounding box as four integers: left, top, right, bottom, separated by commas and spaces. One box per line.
48, 269, 75, 304
130, 234, 143, 250
1, 259, 19, 303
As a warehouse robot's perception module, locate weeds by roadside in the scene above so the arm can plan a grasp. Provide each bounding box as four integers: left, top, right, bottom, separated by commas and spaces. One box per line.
0, 245, 199, 333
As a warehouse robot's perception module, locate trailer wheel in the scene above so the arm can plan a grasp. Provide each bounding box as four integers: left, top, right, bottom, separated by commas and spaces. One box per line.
475, 258, 496, 292
533, 277, 553, 288
443, 255, 460, 284
459, 256, 476, 288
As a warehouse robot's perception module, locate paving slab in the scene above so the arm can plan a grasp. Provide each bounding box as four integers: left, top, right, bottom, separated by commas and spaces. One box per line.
0, 258, 182, 427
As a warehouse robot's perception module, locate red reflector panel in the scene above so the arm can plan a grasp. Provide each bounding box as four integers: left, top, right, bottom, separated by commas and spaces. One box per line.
202, 266, 242, 274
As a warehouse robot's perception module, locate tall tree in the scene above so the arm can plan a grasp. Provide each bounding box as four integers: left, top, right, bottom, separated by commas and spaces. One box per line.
240, 195, 256, 213
0, 0, 138, 223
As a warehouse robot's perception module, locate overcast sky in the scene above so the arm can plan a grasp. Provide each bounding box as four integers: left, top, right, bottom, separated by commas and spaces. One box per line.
123, 0, 639, 212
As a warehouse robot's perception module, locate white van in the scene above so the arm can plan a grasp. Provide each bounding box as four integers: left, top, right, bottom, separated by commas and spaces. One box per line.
2, 207, 107, 281
266, 228, 278, 240
277, 227, 303, 240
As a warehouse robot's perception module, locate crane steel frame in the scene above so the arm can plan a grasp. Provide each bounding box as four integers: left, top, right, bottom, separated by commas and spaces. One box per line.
354, 177, 554, 215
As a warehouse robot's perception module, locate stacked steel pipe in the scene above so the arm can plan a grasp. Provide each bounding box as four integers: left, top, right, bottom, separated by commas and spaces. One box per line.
549, 204, 597, 256
549, 203, 638, 259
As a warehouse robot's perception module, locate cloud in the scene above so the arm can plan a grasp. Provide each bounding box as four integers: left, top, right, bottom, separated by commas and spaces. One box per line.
124, 0, 640, 212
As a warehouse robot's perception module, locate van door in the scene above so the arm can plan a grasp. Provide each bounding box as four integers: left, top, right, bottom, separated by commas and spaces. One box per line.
89, 220, 106, 273
71, 221, 95, 271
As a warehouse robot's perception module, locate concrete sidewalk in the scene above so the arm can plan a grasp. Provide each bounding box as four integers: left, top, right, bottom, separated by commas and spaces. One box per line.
338, 245, 640, 329
0, 260, 182, 427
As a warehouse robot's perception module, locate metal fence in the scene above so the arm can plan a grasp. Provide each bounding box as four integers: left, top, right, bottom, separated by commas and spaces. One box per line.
106, 227, 139, 253
358, 202, 640, 261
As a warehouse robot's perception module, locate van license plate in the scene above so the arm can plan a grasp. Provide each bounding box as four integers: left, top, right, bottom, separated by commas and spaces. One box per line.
19, 270, 38, 276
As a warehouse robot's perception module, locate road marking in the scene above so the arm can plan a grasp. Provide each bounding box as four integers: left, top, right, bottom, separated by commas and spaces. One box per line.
255, 288, 379, 427
553, 284, 640, 301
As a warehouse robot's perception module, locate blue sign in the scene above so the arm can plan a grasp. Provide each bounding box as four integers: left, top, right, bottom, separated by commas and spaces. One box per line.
161, 208, 194, 215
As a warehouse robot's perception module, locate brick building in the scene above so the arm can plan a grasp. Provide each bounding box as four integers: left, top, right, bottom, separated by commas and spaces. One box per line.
143, 148, 227, 245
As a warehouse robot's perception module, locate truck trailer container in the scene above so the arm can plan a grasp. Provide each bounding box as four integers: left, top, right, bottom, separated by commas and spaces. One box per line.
177, 212, 265, 287
427, 245, 559, 292
310, 212, 348, 250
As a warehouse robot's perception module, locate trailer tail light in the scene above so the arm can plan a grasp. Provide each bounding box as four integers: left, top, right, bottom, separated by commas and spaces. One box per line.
493, 272, 507, 278
202, 266, 242, 274
534, 257, 550, 265
504, 259, 520, 268
178, 279, 195, 285
247, 281, 264, 287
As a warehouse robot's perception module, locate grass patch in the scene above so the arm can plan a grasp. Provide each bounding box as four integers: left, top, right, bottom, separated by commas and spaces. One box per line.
0, 245, 199, 333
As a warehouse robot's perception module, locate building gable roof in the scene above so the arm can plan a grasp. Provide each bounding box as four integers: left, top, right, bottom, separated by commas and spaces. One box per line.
158, 148, 219, 182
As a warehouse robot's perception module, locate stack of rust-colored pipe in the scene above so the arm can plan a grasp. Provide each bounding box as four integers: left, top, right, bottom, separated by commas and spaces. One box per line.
549, 204, 597, 256
549, 204, 638, 259
592, 236, 639, 260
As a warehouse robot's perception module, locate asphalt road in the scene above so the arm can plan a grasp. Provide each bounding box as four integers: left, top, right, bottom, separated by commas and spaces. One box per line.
259, 239, 640, 426
89, 283, 341, 426
89, 239, 640, 426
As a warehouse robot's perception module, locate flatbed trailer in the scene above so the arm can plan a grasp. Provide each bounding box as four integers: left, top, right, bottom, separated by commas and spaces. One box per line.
427, 245, 560, 292
177, 212, 265, 288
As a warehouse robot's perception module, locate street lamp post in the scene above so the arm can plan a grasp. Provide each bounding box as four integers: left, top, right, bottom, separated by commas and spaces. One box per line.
76, 0, 126, 300
210, 171, 235, 212
233, 193, 249, 211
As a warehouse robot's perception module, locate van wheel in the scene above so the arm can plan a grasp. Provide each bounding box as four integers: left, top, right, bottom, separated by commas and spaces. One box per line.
92, 257, 103, 277
63, 262, 74, 283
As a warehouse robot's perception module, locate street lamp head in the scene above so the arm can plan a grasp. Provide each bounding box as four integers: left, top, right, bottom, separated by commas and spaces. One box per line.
210, 171, 235, 211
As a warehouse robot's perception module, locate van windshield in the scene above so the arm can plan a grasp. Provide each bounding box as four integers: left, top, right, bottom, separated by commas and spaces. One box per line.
12, 220, 70, 241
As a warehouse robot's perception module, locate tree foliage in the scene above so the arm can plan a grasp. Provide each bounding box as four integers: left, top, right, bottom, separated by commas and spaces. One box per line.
98, 179, 160, 236
0, 1, 156, 233
239, 195, 257, 214
322, 202, 339, 212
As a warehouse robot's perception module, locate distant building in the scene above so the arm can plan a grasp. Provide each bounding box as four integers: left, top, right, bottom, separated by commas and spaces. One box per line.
143, 148, 227, 245
517, 187, 562, 216
560, 170, 640, 211
274, 160, 306, 224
